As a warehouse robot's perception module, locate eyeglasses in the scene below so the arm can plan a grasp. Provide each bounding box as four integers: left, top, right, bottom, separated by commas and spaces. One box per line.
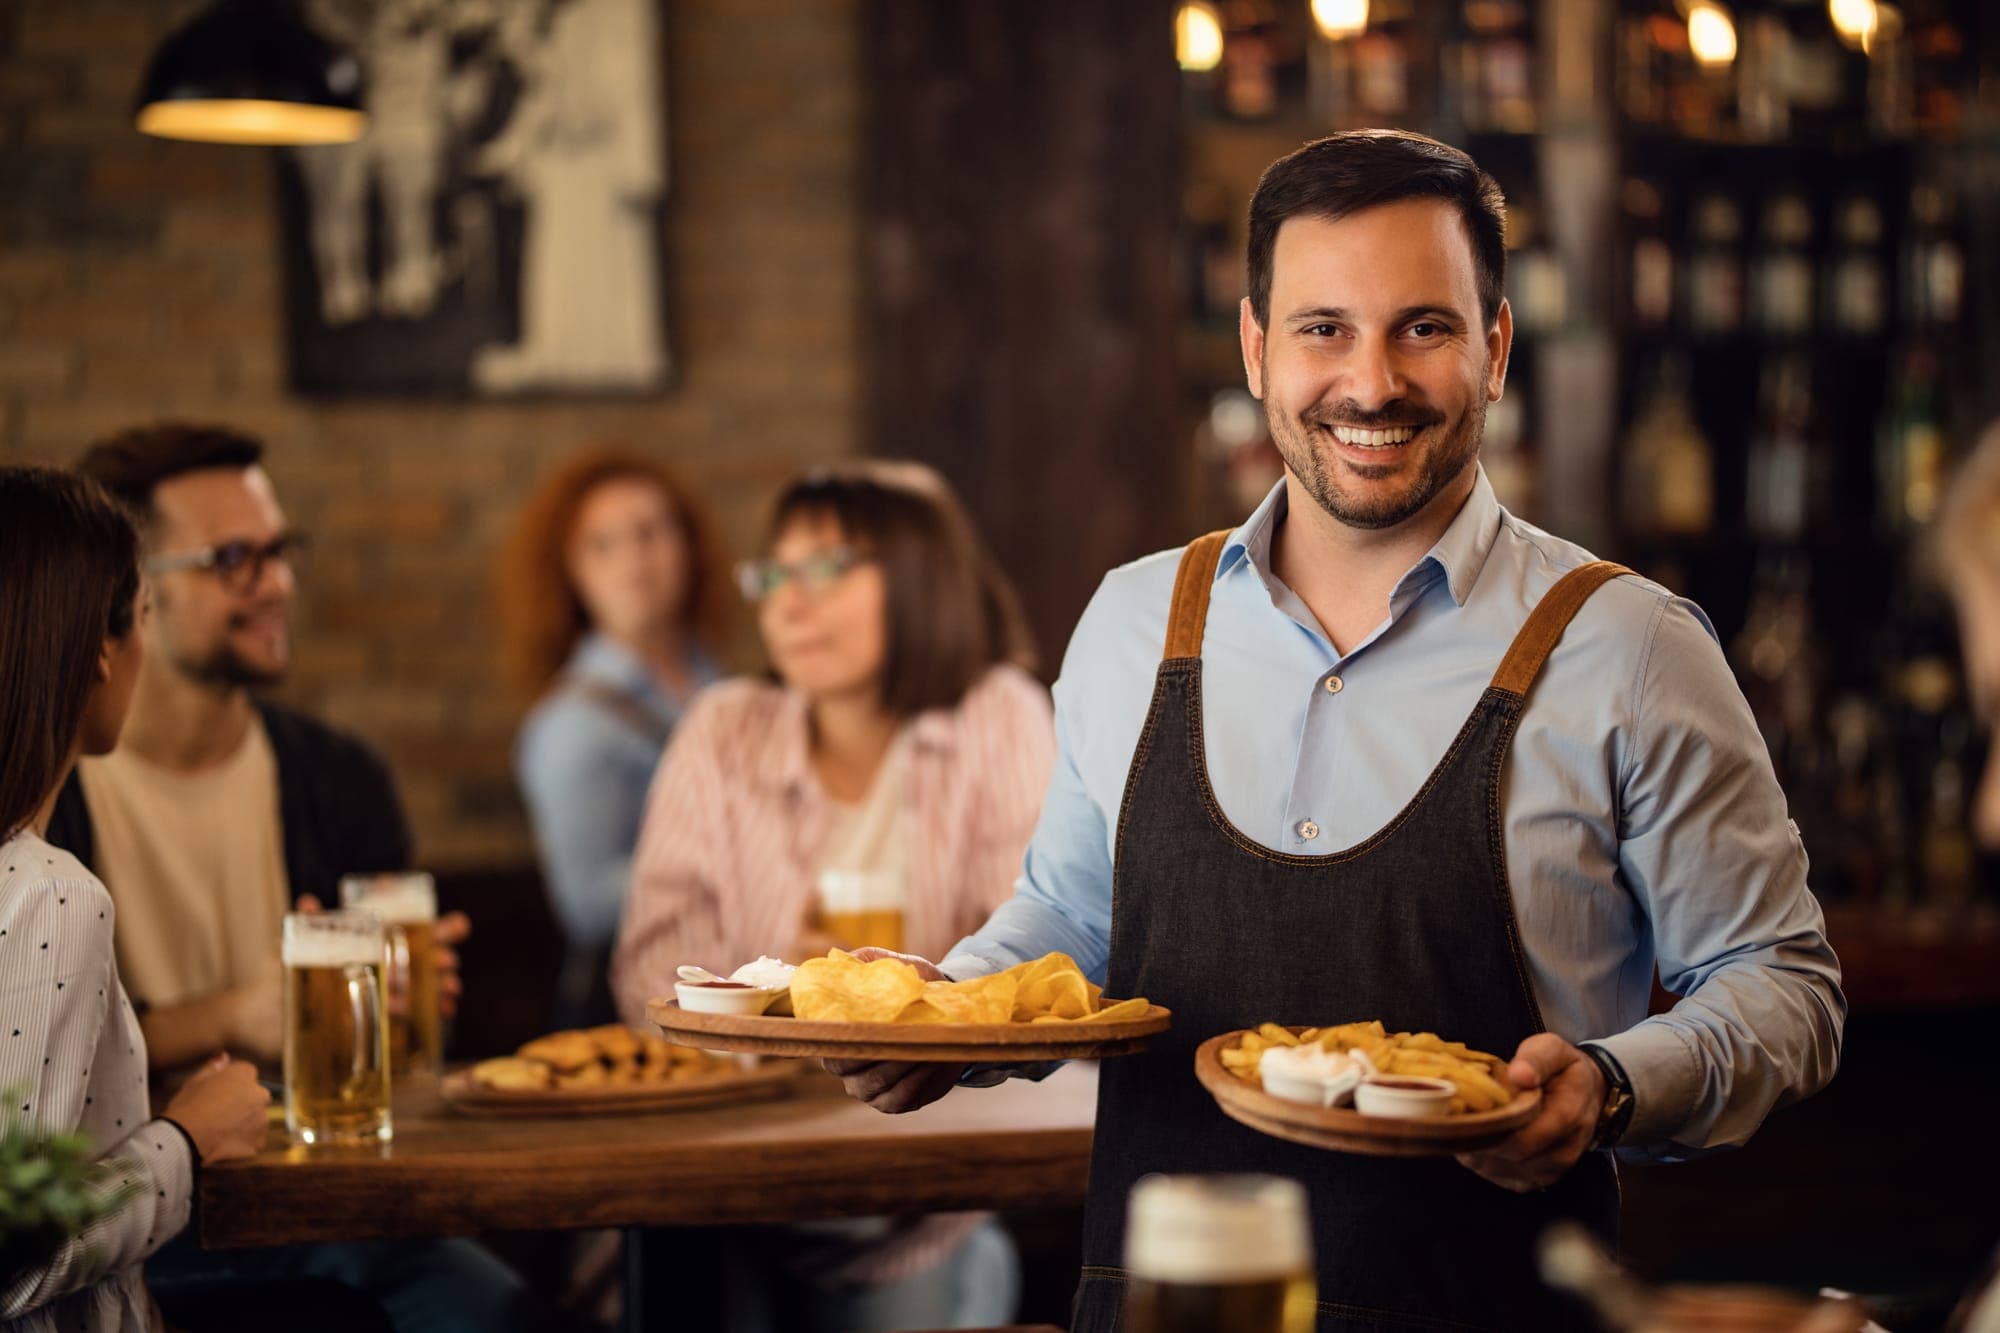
735, 546, 870, 603
144, 531, 310, 592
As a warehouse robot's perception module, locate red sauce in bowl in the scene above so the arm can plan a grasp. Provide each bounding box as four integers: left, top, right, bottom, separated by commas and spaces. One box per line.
691, 980, 754, 989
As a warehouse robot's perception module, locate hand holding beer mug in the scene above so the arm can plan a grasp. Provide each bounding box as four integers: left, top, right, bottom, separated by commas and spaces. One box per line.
283, 911, 392, 1146
816, 869, 905, 953
1125, 1174, 1316, 1333
340, 873, 443, 1080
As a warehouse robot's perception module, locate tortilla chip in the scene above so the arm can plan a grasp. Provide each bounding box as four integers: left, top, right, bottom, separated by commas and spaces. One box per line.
790, 950, 928, 1022
909, 973, 1017, 1024
1011, 953, 1096, 1021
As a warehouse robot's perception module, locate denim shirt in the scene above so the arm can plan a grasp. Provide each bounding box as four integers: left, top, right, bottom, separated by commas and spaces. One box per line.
944, 470, 1845, 1163
516, 633, 720, 948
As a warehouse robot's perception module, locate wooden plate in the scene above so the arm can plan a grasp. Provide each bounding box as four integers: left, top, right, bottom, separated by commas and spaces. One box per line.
440, 1058, 800, 1118
647, 999, 1172, 1062
1194, 1031, 1541, 1157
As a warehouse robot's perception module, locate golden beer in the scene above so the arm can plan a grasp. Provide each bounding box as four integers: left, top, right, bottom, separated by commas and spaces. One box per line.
1124, 1175, 1316, 1333
340, 874, 442, 1079
817, 870, 905, 952
283, 912, 392, 1146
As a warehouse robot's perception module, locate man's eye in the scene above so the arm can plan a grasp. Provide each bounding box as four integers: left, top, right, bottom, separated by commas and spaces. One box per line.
1408, 322, 1441, 338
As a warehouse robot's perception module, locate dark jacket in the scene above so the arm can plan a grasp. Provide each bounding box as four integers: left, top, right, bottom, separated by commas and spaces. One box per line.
47, 700, 412, 908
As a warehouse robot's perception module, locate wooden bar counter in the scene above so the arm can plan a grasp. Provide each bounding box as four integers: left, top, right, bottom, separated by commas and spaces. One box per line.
200, 1063, 1098, 1249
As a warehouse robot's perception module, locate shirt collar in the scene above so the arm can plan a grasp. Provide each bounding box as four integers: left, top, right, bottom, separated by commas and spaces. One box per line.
1220, 465, 1503, 610
568, 632, 664, 702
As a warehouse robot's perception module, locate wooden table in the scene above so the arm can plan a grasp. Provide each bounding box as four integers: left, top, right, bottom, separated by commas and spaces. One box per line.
200, 1063, 1098, 1248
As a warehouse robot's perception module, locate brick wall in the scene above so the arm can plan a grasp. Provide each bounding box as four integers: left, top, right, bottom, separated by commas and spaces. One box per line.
0, 0, 862, 866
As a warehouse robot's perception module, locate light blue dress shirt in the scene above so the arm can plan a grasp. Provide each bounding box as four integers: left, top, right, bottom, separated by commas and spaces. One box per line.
516, 633, 720, 948
944, 469, 1845, 1163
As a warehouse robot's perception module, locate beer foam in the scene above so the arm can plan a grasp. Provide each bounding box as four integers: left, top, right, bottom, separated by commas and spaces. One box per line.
283, 929, 382, 968
1125, 1175, 1312, 1282
818, 870, 904, 912
347, 875, 435, 924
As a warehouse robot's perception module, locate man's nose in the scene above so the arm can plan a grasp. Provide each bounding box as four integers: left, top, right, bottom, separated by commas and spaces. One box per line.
1341, 335, 1406, 411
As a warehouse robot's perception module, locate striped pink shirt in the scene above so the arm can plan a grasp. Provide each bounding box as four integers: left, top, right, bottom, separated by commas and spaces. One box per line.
614, 663, 1056, 1023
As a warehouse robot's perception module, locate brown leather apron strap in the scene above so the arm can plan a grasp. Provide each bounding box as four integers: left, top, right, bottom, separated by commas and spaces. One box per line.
1489, 560, 1634, 698
1162, 530, 1233, 661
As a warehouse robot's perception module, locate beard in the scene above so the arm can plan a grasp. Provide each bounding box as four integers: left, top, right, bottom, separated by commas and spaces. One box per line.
179, 643, 286, 689
1266, 368, 1487, 532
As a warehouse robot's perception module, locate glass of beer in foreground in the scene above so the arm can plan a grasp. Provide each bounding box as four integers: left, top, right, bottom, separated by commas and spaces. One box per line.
340, 872, 442, 1079
1125, 1174, 1316, 1333
283, 911, 392, 1146
816, 869, 905, 952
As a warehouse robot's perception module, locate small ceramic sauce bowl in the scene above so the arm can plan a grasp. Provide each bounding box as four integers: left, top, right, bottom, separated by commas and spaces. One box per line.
1352, 1074, 1456, 1119
673, 980, 785, 1016
1257, 1045, 1366, 1108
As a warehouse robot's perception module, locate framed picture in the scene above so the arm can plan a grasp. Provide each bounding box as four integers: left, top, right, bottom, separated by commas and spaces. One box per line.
278, 0, 671, 397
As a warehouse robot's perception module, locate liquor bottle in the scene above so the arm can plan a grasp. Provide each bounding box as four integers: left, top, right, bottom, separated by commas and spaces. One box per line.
1622, 178, 1674, 331
1621, 355, 1714, 537
1222, 26, 1281, 119
1745, 354, 1824, 540
1827, 195, 1887, 337
1876, 347, 1945, 532
1458, 0, 1536, 133
1919, 749, 1976, 908
1736, 11, 1791, 142
1506, 194, 1566, 335
1902, 183, 1965, 330
1684, 193, 1745, 338
1751, 191, 1816, 338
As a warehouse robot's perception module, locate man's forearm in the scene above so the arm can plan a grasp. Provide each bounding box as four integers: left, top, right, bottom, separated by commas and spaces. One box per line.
138, 990, 254, 1071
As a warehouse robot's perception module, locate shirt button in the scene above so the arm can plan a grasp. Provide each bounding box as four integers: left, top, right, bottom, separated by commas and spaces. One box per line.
1297, 819, 1320, 841
1324, 676, 1343, 694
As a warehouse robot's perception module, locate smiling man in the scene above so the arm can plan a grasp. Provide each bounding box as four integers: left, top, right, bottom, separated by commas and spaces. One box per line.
829, 131, 1846, 1331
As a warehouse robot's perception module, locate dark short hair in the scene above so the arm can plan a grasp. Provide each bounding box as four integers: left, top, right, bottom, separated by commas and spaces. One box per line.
1247, 129, 1508, 331
76, 421, 265, 526
0, 467, 140, 841
765, 461, 1035, 718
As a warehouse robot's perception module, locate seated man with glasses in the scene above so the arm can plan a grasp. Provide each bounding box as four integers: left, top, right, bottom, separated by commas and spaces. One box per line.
46, 422, 539, 1333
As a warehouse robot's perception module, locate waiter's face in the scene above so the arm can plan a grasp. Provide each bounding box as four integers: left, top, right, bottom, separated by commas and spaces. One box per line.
1242, 198, 1511, 531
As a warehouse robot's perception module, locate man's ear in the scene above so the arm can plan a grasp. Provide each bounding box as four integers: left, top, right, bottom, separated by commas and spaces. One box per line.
1240, 297, 1267, 400
1487, 298, 1514, 402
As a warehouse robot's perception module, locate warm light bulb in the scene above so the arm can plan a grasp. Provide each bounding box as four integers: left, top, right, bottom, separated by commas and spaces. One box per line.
1176, 3, 1224, 72
1311, 0, 1370, 40
1828, 0, 1878, 48
1687, 2, 1738, 67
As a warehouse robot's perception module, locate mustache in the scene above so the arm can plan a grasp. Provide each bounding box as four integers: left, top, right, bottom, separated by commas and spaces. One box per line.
1304, 402, 1441, 431
226, 601, 289, 630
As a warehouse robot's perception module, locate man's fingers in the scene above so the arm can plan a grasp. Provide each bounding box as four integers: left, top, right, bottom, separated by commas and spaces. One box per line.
1507, 1032, 1579, 1088
436, 912, 471, 945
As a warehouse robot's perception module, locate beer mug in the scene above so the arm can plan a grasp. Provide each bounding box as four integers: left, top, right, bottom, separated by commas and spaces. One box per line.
816, 869, 905, 952
282, 911, 392, 1146
339, 873, 442, 1080
1124, 1174, 1316, 1333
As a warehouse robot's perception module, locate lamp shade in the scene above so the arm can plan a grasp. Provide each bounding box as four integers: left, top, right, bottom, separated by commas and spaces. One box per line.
135, 0, 365, 145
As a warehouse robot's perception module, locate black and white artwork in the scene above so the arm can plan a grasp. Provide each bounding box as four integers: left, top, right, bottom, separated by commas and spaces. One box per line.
278, 0, 670, 397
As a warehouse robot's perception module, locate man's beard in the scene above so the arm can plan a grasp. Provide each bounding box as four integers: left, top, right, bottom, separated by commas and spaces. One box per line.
1266, 374, 1486, 531
178, 643, 286, 689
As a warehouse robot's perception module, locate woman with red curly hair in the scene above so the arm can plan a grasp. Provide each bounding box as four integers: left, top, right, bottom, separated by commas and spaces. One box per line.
501, 447, 729, 1028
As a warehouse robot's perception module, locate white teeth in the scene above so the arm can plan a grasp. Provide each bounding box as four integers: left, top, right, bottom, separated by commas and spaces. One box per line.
1329, 425, 1417, 448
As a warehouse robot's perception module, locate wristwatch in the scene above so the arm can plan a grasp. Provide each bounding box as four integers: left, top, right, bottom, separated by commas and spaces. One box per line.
1579, 1043, 1634, 1151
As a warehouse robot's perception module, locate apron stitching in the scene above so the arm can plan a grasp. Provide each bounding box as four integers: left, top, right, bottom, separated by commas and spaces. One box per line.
1482, 693, 1549, 1033
1181, 659, 1504, 867
1108, 660, 1182, 967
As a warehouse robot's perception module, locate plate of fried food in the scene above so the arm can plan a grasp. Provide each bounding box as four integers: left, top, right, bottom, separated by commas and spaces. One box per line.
443, 1024, 800, 1117
1195, 1021, 1540, 1157
649, 950, 1170, 1062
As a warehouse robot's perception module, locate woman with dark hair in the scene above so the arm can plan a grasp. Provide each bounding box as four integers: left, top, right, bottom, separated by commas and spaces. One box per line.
614, 460, 1052, 1330
502, 446, 729, 1027
0, 467, 280, 1333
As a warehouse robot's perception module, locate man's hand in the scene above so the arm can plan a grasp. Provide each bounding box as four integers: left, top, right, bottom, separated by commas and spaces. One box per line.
1456, 1033, 1606, 1192
822, 948, 965, 1113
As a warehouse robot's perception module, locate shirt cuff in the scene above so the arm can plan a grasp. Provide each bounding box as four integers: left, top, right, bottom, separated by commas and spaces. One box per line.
937, 951, 1008, 983
1584, 1020, 1702, 1149
157, 1116, 202, 1188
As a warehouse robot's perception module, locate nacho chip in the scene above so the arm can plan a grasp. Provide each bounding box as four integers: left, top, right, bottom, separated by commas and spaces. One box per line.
790, 950, 928, 1022
908, 972, 1018, 1024
1010, 953, 1096, 1020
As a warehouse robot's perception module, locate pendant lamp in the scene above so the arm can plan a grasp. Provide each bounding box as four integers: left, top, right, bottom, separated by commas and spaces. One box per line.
135, 0, 365, 146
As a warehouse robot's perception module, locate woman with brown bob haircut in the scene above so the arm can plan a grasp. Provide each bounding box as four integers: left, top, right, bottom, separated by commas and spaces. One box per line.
613, 460, 1050, 1330
502, 446, 730, 1028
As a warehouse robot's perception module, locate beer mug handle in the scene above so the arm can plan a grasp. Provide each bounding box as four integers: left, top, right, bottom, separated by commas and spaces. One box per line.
346, 965, 378, 1086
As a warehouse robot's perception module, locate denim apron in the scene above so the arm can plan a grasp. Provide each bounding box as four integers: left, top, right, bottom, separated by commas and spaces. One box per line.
1071, 532, 1628, 1333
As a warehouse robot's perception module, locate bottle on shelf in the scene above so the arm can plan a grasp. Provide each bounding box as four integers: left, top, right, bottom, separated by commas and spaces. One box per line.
1750, 191, 1816, 339
1505, 193, 1566, 336
1735, 10, 1791, 142
1684, 193, 1745, 338
1827, 194, 1888, 338
1902, 183, 1965, 331
1876, 347, 1946, 533
1621, 354, 1714, 538
1455, 0, 1536, 134
1745, 354, 1828, 541
1622, 178, 1674, 331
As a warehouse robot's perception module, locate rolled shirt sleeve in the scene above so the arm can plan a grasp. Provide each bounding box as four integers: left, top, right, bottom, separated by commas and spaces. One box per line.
1594, 597, 1846, 1161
